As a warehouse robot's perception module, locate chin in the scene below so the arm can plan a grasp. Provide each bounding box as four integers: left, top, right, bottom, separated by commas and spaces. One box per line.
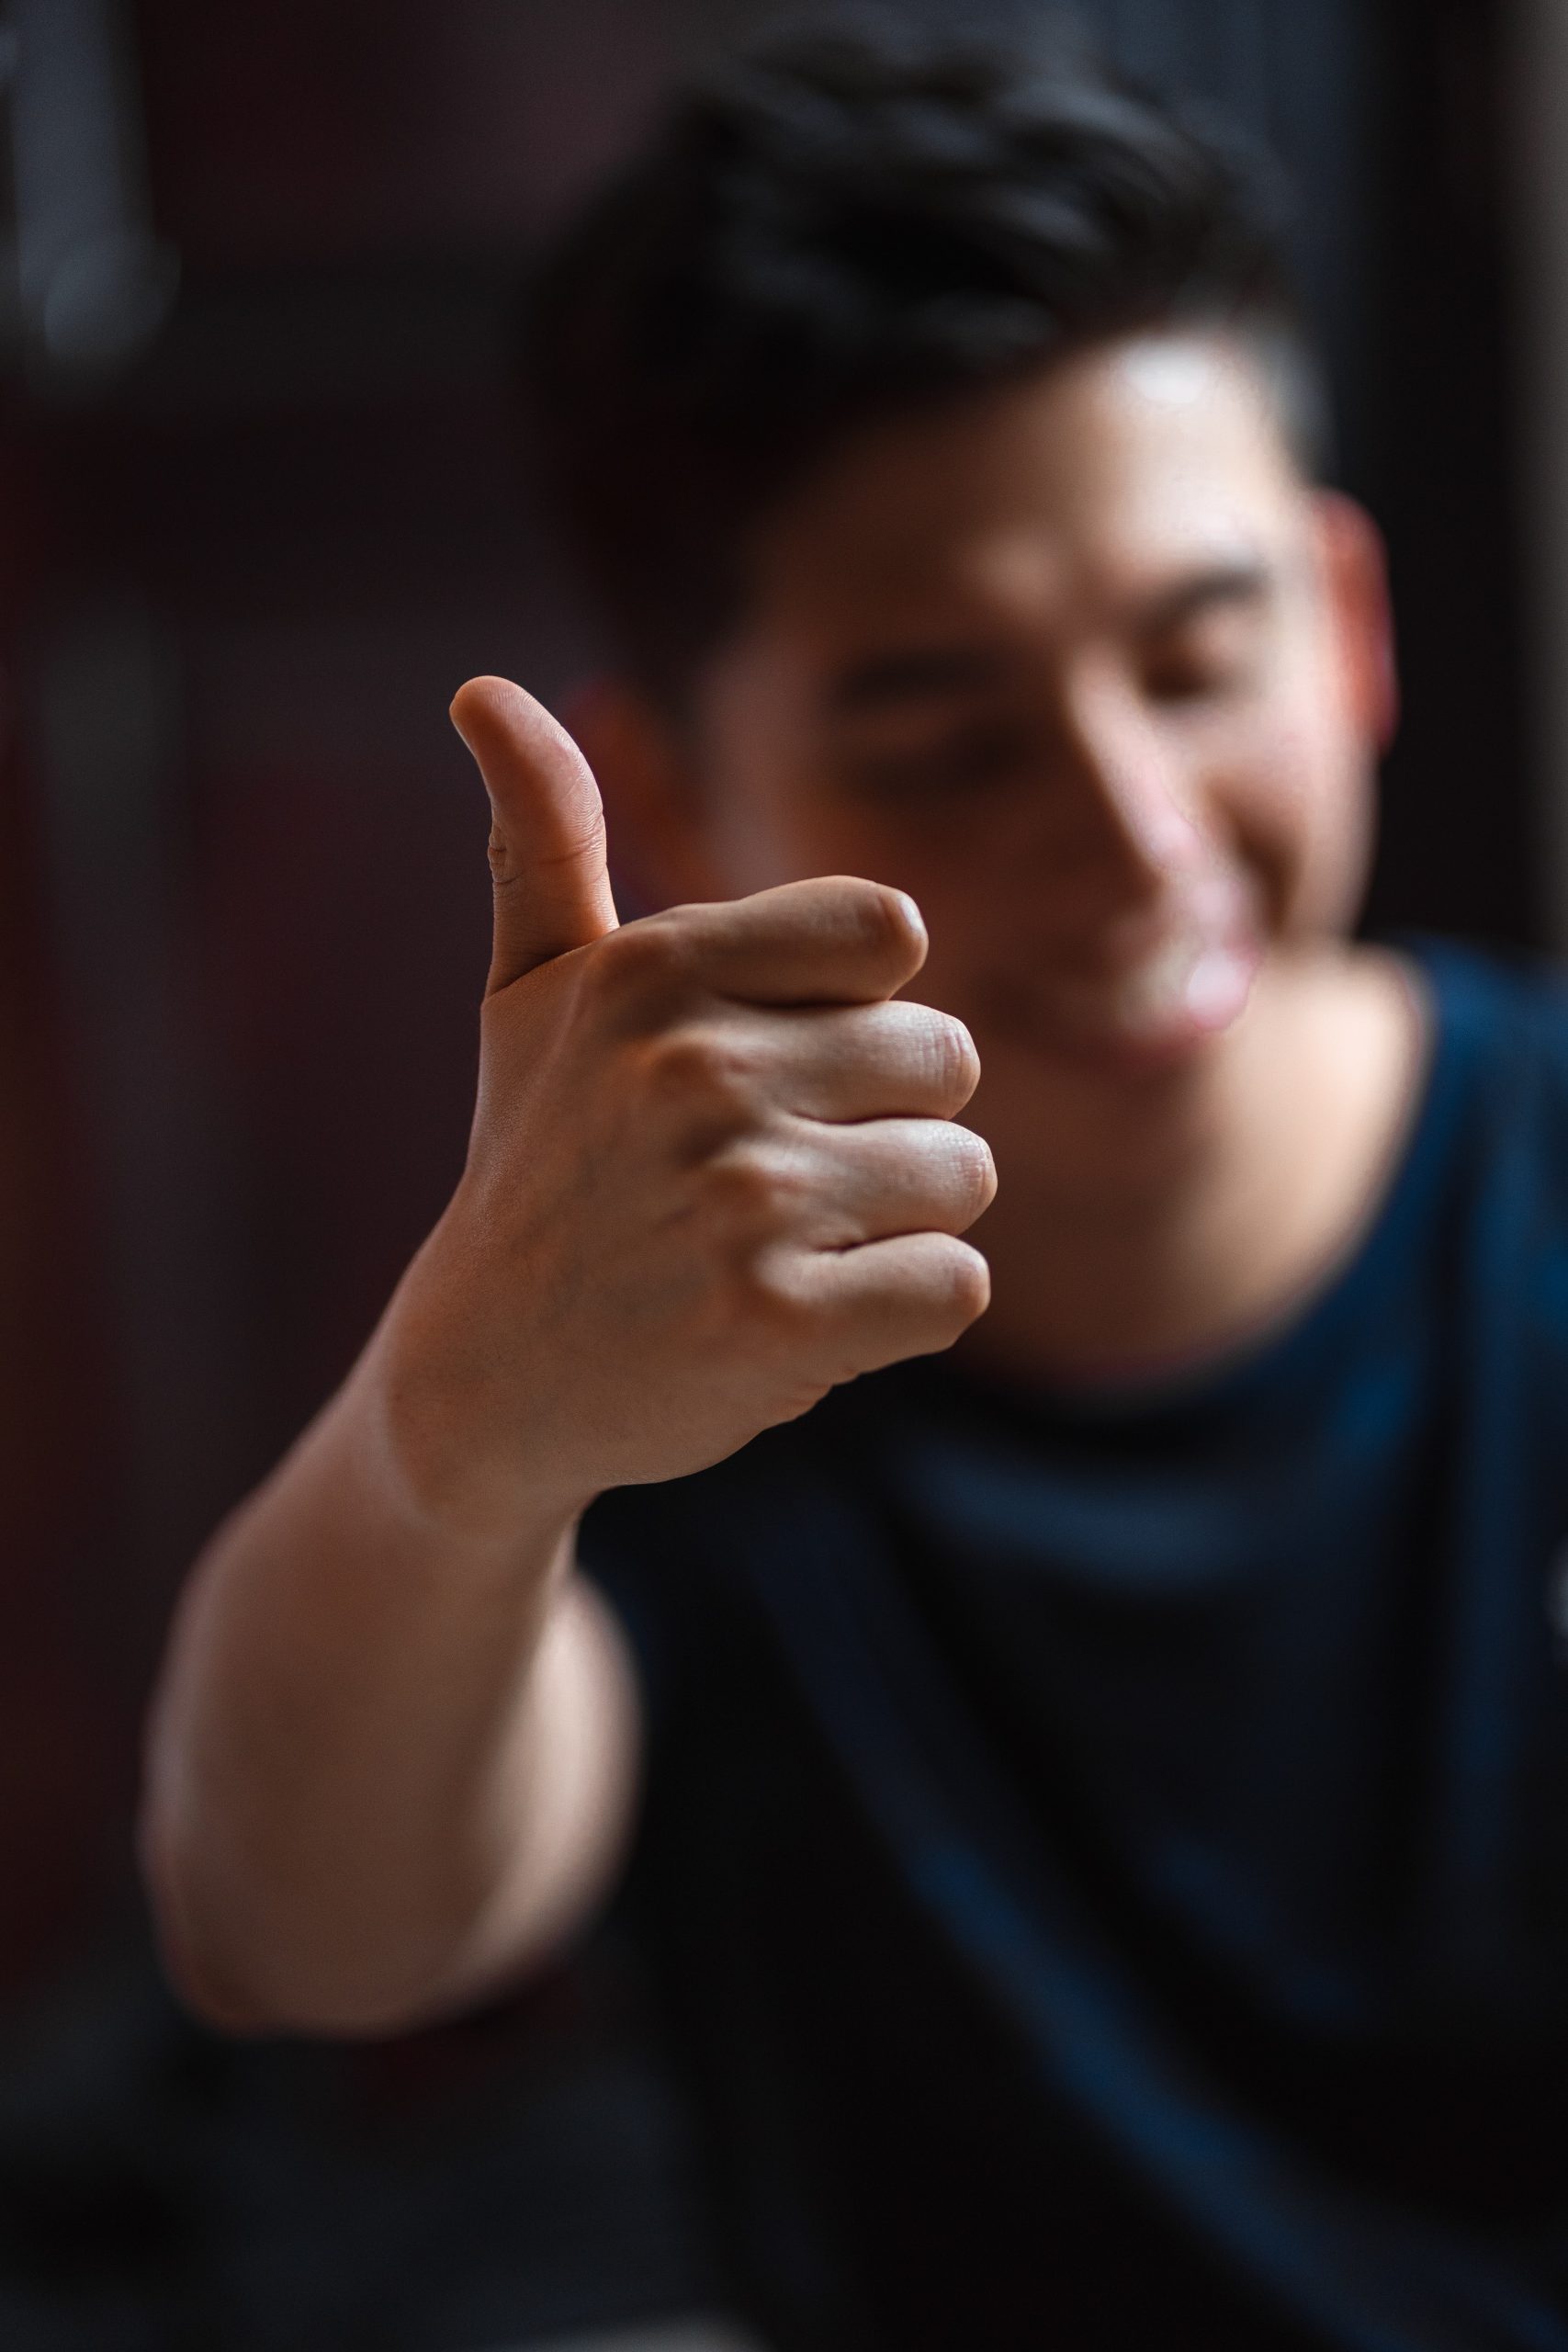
964, 991, 1258, 1214
1027, 1015, 1235, 1083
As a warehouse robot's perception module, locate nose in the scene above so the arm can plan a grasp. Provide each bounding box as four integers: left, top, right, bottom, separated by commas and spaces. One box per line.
1041, 673, 1203, 900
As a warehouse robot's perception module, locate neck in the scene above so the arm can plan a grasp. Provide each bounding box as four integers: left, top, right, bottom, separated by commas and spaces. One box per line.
959, 941, 1427, 1390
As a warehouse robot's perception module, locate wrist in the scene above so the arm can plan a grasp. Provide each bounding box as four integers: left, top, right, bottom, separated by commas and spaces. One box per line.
350, 1261, 598, 1555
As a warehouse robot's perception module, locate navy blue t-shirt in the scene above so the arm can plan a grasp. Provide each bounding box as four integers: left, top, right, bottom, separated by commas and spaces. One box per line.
581, 943, 1568, 2351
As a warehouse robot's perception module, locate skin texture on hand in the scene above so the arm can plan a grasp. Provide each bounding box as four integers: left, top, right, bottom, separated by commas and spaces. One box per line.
376, 677, 995, 1541
141, 329, 1421, 2040
140, 675, 993, 2035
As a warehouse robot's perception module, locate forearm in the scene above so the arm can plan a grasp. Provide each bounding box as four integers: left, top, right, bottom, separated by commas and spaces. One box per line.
141, 1320, 635, 2038
141, 686, 992, 2033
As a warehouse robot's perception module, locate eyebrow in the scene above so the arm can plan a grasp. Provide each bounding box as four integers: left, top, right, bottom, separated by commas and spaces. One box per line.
825, 560, 1277, 718
828, 644, 1010, 716
1136, 560, 1274, 636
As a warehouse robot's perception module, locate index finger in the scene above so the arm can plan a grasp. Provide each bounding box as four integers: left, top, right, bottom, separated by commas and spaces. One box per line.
646, 876, 928, 1007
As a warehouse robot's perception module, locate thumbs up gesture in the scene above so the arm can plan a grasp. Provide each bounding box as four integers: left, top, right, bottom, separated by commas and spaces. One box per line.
382, 676, 994, 1536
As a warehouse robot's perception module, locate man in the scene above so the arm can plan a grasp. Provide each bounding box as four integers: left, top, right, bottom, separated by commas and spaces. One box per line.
141, 23, 1568, 2348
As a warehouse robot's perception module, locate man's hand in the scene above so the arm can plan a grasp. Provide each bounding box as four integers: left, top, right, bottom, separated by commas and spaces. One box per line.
141, 674, 993, 2036
378, 675, 995, 1536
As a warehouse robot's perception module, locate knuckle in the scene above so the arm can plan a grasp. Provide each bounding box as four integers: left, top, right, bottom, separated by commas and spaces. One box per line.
945, 1241, 992, 1325
592, 912, 685, 1001
950, 1125, 998, 1216
921, 1237, 990, 1331
737, 1245, 807, 1323
949, 1017, 982, 1098
706, 1143, 805, 1228
831, 876, 924, 967
641, 1027, 753, 1119
919, 1010, 979, 1102
720, 1246, 816, 1348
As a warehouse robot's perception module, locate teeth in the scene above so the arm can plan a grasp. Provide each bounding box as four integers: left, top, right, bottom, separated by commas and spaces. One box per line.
1111, 933, 1201, 1033
1101, 930, 1254, 1041
1182, 945, 1251, 1028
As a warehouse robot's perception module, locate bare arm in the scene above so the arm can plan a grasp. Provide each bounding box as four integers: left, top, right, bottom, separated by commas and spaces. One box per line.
141, 678, 992, 2038
141, 1333, 637, 2037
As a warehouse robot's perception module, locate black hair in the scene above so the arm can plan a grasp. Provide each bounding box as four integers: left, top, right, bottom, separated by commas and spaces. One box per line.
525, 14, 1319, 698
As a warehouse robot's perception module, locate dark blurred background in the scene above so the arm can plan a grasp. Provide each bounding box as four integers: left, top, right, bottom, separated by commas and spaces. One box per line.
0, 0, 1555, 2345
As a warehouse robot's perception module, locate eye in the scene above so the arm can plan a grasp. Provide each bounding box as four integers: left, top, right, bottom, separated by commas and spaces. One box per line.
838, 718, 1034, 803
1145, 660, 1235, 706
1144, 641, 1266, 708
1143, 610, 1267, 707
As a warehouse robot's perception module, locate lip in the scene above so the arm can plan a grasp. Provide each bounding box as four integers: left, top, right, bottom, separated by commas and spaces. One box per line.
987, 893, 1266, 1076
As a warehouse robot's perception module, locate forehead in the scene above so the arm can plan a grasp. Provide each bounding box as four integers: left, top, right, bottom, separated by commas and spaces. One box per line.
730, 333, 1310, 659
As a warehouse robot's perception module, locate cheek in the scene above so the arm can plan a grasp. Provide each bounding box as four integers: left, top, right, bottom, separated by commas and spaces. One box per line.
700, 794, 818, 896
698, 741, 908, 898
730, 791, 964, 911
1219, 703, 1376, 942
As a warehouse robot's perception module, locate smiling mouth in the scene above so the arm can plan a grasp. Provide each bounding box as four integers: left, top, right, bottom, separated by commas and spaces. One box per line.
990, 884, 1265, 1070
1105, 923, 1258, 1039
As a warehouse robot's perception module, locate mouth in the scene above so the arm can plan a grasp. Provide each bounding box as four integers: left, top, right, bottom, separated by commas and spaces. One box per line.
988, 878, 1264, 1074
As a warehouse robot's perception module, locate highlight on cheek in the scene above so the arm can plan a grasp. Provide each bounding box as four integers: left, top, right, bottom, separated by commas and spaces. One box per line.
1115, 337, 1232, 414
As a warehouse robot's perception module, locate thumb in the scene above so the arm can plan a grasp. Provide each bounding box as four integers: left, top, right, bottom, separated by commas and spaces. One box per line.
450, 675, 619, 995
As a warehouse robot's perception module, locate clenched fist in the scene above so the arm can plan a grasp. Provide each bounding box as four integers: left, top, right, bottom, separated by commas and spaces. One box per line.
378, 676, 995, 1535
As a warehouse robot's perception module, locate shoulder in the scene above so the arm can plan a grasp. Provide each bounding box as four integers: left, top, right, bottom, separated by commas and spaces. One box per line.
1402, 936, 1568, 1167
1399, 938, 1568, 1351
1410, 934, 1568, 1071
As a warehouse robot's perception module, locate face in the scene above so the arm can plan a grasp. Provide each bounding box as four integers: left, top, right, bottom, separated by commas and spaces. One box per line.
591, 332, 1394, 1196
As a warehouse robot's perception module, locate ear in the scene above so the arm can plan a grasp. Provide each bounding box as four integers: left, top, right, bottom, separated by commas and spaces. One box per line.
1311, 490, 1399, 756
561, 676, 725, 910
